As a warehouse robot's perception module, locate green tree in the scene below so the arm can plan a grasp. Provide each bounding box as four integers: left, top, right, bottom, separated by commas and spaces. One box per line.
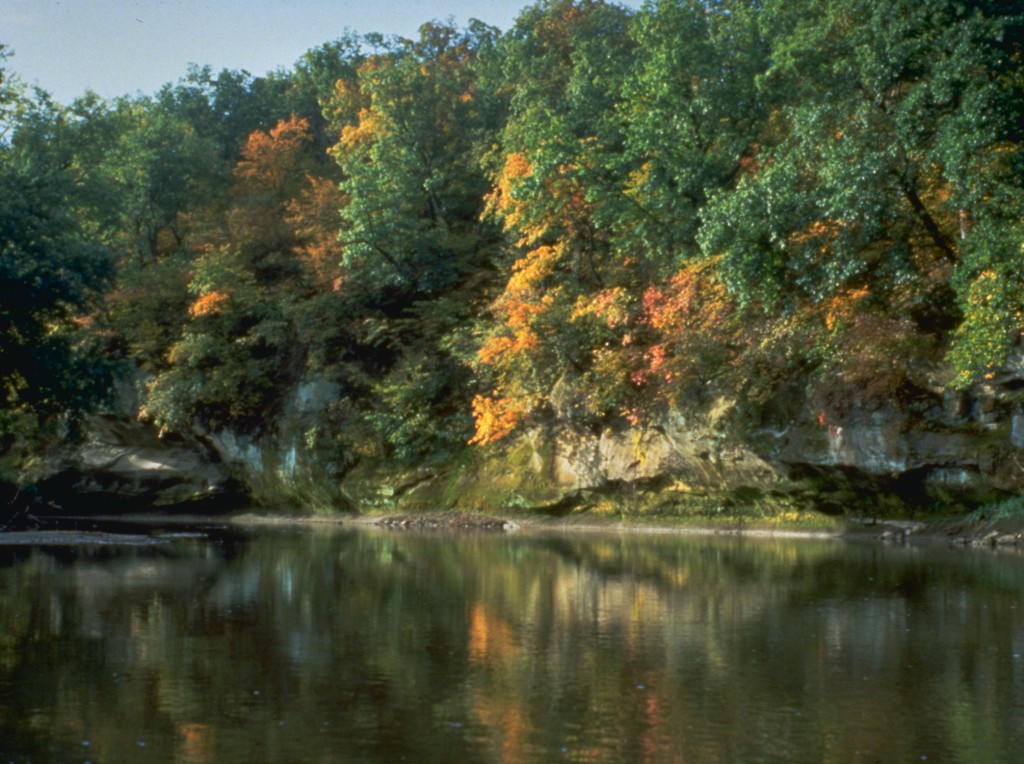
104, 96, 223, 263
334, 21, 502, 301
0, 68, 113, 476
698, 0, 1021, 313
691, 0, 1023, 396
620, 0, 769, 269
321, 22, 505, 457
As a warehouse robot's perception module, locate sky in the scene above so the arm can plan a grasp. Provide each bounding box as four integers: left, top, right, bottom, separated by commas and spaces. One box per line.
2, 0, 639, 104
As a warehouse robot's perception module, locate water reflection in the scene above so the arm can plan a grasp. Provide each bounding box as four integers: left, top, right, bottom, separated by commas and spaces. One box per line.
1, 527, 1024, 762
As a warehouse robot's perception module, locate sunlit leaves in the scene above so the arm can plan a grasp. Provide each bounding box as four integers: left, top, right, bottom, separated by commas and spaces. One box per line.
468, 395, 529, 445
622, 0, 768, 263
7, 0, 1024, 471
950, 248, 1024, 386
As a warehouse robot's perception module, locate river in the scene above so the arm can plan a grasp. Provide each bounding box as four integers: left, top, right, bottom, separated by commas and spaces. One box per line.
1, 522, 1023, 763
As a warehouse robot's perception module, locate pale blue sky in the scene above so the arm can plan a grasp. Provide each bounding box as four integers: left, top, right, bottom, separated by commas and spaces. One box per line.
2, 0, 641, 103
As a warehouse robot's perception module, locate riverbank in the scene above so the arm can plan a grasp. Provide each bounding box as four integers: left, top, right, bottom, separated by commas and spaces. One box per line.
5, 508, 1024, 550
352, 511, 1024, 548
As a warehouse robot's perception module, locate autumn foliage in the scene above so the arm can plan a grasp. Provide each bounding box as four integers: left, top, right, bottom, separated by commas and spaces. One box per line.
3, 2, 1021, 476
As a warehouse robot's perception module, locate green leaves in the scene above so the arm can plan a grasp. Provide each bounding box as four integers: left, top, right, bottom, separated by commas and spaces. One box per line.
0, 135, 113, 465
334, 22, 500, 300
949, 228, 1024, 385
5, 0, 1024, 471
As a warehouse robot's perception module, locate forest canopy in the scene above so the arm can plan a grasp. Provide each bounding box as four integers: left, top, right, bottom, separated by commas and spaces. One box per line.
1, 0, 1022, 477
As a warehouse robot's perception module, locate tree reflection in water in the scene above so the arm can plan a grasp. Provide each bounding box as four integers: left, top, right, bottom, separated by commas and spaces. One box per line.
1, 527, 1024, 763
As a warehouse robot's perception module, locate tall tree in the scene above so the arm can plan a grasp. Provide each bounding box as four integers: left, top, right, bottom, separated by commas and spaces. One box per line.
142, 115, 328, 433
0, 66, 113, 474
311, 22, 507, 458
334, 21, 502, 302
698, 0, 1022, 319
471, 0, 639, 443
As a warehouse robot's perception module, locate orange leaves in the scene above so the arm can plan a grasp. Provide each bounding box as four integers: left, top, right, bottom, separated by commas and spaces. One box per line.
476, 277, 550, 373
485, 245, 562, 347
471, 242, 563, 444
221, 114, 348, 296
468, 395, 529, 445
234, 115, 313, 193
188, 289, 229, 318
286, 174, 347, 290
503, 152, 533, 182
823, 286, 869, 331
478, 331, 539, 365
788, 217, 852, 259
485, 150, 594, 249
625, 259, 738, 393
470, 254, 744, 444
641, 258, 731, 334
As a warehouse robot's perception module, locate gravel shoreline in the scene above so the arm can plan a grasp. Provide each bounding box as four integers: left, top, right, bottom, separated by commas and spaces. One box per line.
3, 510, 1024, 549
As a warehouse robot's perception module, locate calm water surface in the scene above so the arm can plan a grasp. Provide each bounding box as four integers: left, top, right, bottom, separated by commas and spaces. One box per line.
2, 523, 1024, 763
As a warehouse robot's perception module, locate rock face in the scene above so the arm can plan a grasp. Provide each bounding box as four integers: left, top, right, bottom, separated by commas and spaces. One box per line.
323, 368, 1024, 516
203, 377, 349, 509
45, 356, 1024, 516
39, 415, 241, 511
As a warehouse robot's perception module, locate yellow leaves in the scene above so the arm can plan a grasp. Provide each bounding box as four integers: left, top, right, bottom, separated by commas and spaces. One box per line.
624, 161, 653, 200
339, 108, 385, 150
503, 152, 533, 181
967, 270, 998, 308
506, 244, 562, 295
948, 267, 1020, 386
188, 289, 229, 318
330, 77, 363, 117
468, 395, 528, 445
484, 152, 533, 230
571, 287, 630, 328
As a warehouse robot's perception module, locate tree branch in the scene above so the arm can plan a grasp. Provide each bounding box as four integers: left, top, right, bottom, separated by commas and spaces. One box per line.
901, 177, 957, 264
